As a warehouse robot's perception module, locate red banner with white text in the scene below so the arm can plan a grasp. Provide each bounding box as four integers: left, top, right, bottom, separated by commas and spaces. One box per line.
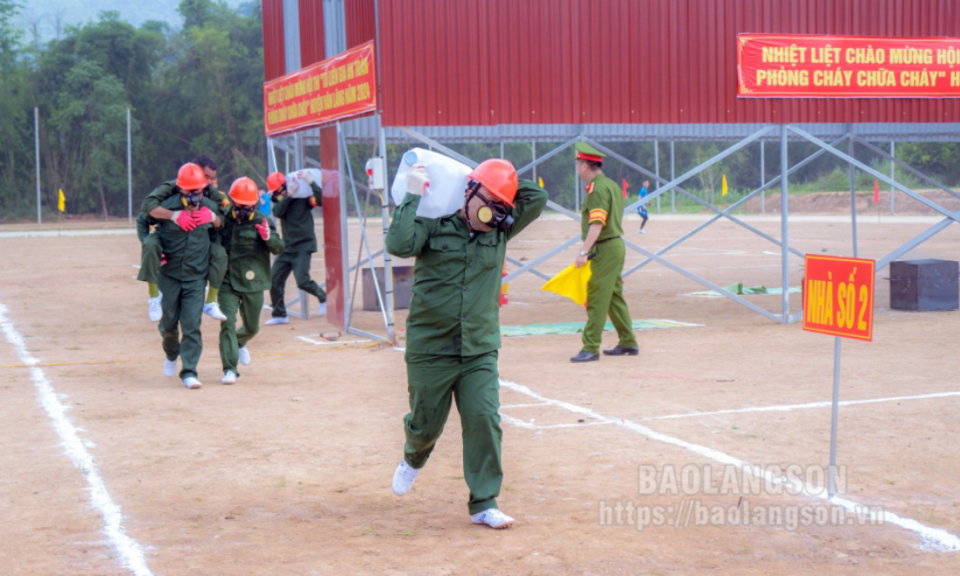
737, 34, 960, 98
263, 41, 377, 136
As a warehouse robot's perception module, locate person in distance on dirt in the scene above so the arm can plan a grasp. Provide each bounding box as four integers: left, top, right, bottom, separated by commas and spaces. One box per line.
264, 171, 327, 325
139, 155, 229, 323
214, 177, 284, 385
570, 142, 639, 363
385, 158, 547, 529
145, 163, 222, 389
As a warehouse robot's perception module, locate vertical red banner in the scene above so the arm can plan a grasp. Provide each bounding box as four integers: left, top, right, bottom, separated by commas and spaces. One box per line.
320, 126, 345, 329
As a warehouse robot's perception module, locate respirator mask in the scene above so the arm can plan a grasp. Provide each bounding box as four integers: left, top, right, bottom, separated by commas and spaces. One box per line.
465, 181, 513, 233
233, 205, 256, 221
182, 189, 204, 208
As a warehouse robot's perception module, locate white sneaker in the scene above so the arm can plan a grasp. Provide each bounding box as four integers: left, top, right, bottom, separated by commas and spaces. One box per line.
221, 370, 237, 385
391, 460, 420, 496
317, 302, 327, 316
148, 292, 163, 322
183, 377, 202, 389
238, 346, 251, 366
638, 229, 646, 234
203, 301, 227, 321
265, 316, 289, 326
471, 508, 515, 529
163, 358, 177, 378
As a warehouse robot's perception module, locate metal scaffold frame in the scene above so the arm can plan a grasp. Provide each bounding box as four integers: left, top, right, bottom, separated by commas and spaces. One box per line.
387, 123, 960, 326
265, 117, 397, 343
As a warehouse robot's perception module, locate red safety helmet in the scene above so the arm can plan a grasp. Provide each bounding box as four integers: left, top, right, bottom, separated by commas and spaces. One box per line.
468, 159, 519, 207
228, 177, 259, 206
267, 172, 286, 193
177, 163, 207, 191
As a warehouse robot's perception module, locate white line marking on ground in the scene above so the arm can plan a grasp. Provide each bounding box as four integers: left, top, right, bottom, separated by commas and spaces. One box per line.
0, 302, 154, 576
499, 378, 960, 552
296, 335, 372, 346
646, 390, 960, 421
0, 229, 136, 239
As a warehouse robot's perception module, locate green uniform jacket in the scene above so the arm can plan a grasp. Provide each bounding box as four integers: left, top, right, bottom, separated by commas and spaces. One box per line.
141, 180, 231, 218
136, 211, 155, 244
385, 180, 548, 356
581, 174, 625, 241
155, 195, 221, 282
219, 212, 285, 292
272, 182, 322, 253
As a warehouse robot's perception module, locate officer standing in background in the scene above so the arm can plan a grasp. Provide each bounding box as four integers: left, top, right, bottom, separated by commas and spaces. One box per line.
217, 177, 285, 385
265, 171, 327, 325
570, 142, 639, 363
385, 159, 547, 529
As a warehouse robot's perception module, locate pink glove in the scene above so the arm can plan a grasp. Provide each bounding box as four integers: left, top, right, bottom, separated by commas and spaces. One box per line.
255, 221, 270, 241
191, 207, 214, 226
171, 210, 197, 232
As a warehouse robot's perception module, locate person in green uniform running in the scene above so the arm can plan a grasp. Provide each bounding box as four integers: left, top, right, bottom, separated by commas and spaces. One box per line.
150, 163, 223, 389
216, 177, 285, 384
570, 142, 639, 363
265, 171, 327, 325
139, 155, 229, 322
386, 159, 547, 529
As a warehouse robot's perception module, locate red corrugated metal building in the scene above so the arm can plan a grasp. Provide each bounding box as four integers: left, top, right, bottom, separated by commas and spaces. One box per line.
264, 0, 960, 128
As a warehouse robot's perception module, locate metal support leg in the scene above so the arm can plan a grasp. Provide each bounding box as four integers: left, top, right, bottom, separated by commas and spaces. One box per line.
890, 141, 895, 215
848, 134, 858, 257
654, 140, 660, 213
760, 141, 765, 214
780, 124, 790, 323
828, 336, 841, 498
532, 141, 537, 184
379, 126, 396, 342
670, 141, 676, 213
298, 290, 310, 319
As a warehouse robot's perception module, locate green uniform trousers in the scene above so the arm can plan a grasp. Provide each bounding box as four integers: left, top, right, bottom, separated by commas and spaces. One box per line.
582, 238, 638, 354
404, 352, 503, 515
217, 282, 264, 375
157, 273, 206, 379
138, 232, 228, 289
269, 250, 326, 318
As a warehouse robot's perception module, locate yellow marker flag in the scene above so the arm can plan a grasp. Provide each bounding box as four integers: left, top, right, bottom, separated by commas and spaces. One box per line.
58, 189, 65, 212
541, 262, 592, 306
538, 177, 545, 188
721, 174, 728, 196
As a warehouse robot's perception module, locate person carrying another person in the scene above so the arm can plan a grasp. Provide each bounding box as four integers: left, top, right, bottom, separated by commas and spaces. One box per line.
139, 155, 229, 322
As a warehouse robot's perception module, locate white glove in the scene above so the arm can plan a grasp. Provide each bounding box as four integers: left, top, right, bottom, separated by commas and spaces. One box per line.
406, 165, 430, 196
297, 170, 314, 184
288, 180, 299, 196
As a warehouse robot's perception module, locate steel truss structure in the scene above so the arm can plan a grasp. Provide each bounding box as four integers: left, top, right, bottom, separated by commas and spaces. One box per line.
267, 120, 960, 337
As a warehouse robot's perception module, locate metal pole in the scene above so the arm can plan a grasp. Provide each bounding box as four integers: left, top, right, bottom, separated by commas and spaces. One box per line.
890, 141, 895, 215
828, 336, 841, 498
670, 141, 675, 212
574, 153, 580, 212
500, 141, 504, 158
780, 124, 789, 322
654, 140, 660, 213
532, 141, 537, 184
127, 108, 132, 223
379, 123, 396, 342
35, 107, 41, 224
848, 134, 859, 257
760, 140, 765, 214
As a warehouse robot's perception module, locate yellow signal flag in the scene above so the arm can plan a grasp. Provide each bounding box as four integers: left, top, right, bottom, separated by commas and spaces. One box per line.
542, 262, 592, 306
538, 177, 545, 188
721, 174, 729, 196
58, 189, 65, 212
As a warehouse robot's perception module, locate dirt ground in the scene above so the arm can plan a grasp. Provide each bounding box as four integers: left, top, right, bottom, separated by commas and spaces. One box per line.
2, 209, 960, 575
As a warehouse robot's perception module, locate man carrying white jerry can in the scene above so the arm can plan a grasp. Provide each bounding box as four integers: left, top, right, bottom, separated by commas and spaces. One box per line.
385, 154, 547, 529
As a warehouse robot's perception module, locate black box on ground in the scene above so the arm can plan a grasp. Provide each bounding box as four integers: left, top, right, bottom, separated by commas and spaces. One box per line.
362, 266, 414, 311
889, 259, 959, 312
